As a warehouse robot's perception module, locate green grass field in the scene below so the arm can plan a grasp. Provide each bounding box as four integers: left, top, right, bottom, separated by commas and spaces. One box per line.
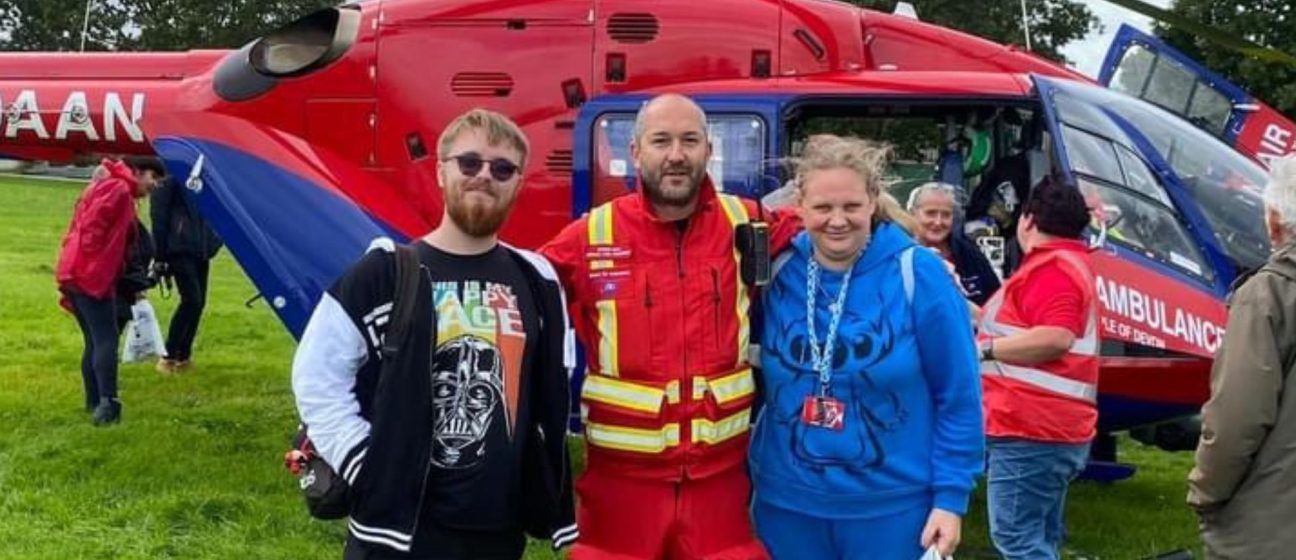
0, 175, 1203, 559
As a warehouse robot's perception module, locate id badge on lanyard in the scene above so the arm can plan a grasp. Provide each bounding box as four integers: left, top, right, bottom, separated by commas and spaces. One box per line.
802, 395, 846, 430
801, 253, 854, 431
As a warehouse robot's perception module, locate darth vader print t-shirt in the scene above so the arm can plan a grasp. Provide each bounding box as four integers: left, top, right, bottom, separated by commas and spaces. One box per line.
416, 242, 538, 531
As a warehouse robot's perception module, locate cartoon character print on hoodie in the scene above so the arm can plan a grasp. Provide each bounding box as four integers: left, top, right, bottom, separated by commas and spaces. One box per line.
767, 286, 908, 473
751, 221, 984, 521
762, 289, 907, 471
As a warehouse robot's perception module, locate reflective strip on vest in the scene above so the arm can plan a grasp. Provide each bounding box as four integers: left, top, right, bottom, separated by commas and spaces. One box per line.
583, 374, 678, 413
588, 204, 613, 245
585, 421, 681, 454
692, 409, 751, 445
982, 360, 1098, 402
978, 251, 1099, 403
588, 204, 619, 376
595, 300, 620, 377
716, 194, 752, 368
690, 367, 755, 405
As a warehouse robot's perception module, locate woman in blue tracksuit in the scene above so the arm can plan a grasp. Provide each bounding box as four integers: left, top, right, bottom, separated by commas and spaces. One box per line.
750, 135, 984, 559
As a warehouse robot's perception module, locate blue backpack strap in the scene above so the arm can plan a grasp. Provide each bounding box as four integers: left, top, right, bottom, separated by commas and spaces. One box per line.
771, 251, 794, 284
900, 246, 915, 307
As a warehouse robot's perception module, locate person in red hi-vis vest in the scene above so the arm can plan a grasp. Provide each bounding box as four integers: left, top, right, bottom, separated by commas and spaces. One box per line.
541, 94, 798, 559
975, 176, 1099, 560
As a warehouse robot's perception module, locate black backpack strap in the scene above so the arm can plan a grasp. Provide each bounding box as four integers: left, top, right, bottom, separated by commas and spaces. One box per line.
380, 243, 422, 360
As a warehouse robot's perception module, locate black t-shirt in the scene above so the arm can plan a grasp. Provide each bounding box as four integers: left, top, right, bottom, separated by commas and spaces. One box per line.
413, 242, 539, 540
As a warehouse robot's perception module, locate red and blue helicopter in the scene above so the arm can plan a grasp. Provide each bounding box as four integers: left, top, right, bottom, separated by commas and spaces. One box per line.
0, 0, 1285, 478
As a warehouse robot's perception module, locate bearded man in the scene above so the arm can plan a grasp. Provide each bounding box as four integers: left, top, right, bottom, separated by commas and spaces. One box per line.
540, 94, 800, 559
292, 108, 577, 559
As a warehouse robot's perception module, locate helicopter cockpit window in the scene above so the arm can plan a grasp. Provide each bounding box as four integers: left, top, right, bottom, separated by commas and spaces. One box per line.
590, 113, 767, 206
1064, 125, 1212, 282
1086, 85, 1271, 272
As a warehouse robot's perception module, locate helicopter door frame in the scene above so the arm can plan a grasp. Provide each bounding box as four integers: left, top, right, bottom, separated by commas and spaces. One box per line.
1032, 75, 1230, 296
1098, 24, 1249, 143
1098, 23, 1296, 169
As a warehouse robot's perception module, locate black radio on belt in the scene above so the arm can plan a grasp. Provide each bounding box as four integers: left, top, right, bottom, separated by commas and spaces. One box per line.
735, 221, 771, 287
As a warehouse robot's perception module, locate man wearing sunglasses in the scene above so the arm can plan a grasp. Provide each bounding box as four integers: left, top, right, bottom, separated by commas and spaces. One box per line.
541, 94, 800, 560
292, 109, 577, 559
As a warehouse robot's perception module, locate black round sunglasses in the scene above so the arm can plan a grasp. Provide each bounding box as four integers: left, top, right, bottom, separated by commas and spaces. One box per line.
443, 153, 520, 182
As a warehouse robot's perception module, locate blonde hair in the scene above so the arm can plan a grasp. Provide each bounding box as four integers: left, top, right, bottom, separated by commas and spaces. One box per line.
436, 108, 530, 168
791, 134, 896, 222
880, 192, 918, 237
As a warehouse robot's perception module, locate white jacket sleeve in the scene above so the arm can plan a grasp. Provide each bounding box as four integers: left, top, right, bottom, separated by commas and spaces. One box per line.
292, 292, 372, 484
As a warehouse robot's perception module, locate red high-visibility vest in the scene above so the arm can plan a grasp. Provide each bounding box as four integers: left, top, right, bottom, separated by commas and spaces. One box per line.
978, 244, 1099, 444
541, 178, 797, 480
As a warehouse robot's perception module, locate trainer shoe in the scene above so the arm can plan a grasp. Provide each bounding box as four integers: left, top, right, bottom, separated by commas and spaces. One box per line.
156, 358, 179, 375
92, 398, 121, 426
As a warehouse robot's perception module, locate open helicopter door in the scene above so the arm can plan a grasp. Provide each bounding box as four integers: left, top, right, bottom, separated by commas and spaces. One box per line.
1099, 24, 1296, 170
143, 111, 430, 338
1033, 74, 1236, 479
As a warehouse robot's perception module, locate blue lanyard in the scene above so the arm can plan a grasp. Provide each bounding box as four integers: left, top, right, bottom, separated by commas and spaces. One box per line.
805, 253, 856, 396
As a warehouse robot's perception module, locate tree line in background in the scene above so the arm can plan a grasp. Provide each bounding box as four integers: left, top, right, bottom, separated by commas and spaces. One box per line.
1156, 0, 1296, 118
0, 0, 1291, 116
0, 0, 336, 52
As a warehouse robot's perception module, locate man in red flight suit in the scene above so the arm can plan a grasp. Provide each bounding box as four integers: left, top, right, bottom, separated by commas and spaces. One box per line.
541, 94, 798, 559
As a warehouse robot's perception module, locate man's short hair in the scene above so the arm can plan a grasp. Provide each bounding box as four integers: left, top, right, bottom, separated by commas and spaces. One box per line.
1265, 154, 1296, 234
436, 108, 530, 168
1022, 176, 1089, 239
123, 155, 166, 178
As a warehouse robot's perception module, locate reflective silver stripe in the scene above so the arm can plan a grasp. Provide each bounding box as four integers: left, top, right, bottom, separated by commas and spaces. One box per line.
982, 360, 1098, 402
1071, 313, 1099, 356
978, 258, 1099, 357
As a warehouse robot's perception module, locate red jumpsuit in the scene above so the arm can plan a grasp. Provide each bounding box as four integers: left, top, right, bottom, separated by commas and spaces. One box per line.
541, 178, 796, 559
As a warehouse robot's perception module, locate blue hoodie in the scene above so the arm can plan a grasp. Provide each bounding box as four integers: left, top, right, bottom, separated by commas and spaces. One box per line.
750, 223, 984, 519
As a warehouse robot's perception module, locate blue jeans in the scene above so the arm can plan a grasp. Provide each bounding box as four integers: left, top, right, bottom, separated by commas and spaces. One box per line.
986, 438, 1089, 560
68, 290, 120, 408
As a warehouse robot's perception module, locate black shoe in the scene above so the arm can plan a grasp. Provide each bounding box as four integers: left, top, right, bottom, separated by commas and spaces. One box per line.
92, 399, 121, 426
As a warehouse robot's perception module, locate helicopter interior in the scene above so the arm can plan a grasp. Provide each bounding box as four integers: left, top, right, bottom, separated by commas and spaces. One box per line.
781, 100, 1048, 278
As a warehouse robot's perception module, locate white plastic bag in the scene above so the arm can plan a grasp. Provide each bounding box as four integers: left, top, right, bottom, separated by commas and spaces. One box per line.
122, 299, 166, 363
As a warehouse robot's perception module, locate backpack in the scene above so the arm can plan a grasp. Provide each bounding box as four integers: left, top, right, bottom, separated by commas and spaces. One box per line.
284, 243, 422, 520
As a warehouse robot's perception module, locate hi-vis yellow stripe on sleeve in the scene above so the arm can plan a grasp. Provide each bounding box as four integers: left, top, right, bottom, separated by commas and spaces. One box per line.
716, 194, 752, 368
588, 204, 619, 376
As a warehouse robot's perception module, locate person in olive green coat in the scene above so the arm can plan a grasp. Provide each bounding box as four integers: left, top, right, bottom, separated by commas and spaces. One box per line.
1189, 154, 1296, 559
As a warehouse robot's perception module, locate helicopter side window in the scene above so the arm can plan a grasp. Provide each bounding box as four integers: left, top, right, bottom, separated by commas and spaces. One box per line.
1108, 44, 1231, 137
1066, 126, 1213, 283
590, 112, 767, 206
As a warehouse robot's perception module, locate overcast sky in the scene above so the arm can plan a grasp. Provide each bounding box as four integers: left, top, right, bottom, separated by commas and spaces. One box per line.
1061, 0, 1173, 78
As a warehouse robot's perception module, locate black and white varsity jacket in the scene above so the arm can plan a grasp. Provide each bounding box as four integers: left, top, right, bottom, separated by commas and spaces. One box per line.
291, 238, 579, 553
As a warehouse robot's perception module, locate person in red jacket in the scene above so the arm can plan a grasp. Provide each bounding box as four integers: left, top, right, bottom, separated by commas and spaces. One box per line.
540, 94, 798, 559
975, 177, 1099, 559
56, 156, 167, 425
